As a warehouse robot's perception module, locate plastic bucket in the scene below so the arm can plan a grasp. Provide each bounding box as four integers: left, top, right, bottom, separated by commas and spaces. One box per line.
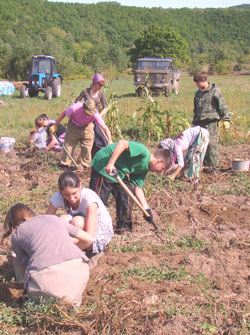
0, 137, 15, 153
231, 159, 249, 171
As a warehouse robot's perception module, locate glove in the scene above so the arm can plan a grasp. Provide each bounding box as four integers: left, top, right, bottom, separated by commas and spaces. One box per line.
49, 125, 58, 135
223, 121, 230, 130
143, 208, 154, 224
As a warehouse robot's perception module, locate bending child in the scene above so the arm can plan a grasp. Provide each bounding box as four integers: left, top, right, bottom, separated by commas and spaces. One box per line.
159, 126, 210, 181
49, 99, 112, 169
89, 140, 172, 233
1, 203, 89, 306
34, 114, 66, 151
46, 171, 113, 254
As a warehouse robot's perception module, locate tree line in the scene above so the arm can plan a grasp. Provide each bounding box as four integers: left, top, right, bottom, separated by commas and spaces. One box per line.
0, 0, 249, 80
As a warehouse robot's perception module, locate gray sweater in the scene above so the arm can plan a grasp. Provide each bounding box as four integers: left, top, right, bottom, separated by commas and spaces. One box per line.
11, 215, 88, 287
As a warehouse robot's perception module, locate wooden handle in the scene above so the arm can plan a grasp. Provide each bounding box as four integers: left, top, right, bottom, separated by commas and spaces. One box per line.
115, 176, 149, 217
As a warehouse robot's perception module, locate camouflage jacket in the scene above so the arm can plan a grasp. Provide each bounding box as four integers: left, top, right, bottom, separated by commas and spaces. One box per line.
192, 83, 230, 125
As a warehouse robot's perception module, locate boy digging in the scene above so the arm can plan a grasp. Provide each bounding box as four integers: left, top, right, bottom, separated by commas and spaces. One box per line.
89, 140, 172, 233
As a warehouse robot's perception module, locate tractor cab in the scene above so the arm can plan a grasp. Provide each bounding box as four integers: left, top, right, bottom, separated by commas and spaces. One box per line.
20, 55, 62, 100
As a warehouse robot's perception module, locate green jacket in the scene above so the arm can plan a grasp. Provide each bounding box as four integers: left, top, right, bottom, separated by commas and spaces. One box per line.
193, 83, 230, 125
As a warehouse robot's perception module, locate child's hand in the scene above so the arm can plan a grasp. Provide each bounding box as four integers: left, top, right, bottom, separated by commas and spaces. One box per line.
49, 125, 58, 135
223, 121, 230, 130
105, 163, 115, 176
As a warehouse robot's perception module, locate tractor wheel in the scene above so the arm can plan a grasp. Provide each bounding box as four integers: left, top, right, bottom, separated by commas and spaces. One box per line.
52, 77, 61, 98
29, 88, 38, 98
20, 85, 28, 98
45, 86, 52, 100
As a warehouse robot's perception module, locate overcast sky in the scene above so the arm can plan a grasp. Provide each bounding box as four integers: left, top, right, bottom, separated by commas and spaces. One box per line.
47, 0, 249, 9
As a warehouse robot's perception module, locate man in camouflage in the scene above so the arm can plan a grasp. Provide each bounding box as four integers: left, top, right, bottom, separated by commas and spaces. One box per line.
192, 72, 230, 173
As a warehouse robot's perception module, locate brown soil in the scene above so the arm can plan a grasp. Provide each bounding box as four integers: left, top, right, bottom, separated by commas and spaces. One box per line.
0, 143, 249, 335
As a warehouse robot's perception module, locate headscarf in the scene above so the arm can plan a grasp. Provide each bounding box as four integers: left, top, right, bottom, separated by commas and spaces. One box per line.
92, 73, 104, 84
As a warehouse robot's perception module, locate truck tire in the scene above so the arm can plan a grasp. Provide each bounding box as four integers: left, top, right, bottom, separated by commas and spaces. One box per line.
136, 87, 144, 97
45, 86, 52, 100
52, 77, 61, 98
20, 85, 28, 98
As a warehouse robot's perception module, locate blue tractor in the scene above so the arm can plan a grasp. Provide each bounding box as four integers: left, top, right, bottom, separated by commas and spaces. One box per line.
20, 55, 62, 100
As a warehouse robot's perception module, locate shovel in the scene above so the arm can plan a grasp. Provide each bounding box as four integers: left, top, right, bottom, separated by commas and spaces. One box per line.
53, 133, 78, 169
109, 168, 158, 230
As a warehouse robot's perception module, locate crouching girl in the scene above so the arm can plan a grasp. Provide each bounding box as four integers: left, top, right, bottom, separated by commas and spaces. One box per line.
1, 203, 89, 306
46, 171, 114, 255
159, 126, 209, 180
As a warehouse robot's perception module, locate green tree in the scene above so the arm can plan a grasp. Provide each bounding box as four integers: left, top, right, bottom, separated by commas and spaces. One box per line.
129, 25, 190, 66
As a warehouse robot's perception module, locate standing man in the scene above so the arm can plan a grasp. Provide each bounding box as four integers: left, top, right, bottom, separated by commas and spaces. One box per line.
192, 72, 230, 173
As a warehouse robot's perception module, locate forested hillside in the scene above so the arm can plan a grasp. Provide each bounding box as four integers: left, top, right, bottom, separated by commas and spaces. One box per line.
0, 0, 249, 79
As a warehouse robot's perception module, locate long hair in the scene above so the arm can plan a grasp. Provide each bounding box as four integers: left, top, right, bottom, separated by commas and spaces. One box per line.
58, 171, 81, 213
1, 204, 35, 243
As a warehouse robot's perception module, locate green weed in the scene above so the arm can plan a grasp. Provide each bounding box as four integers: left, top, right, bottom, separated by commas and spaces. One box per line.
121, 263, 188, 282
201, 322, 217, 334
176, 234, 207, 252
112, 242, 143, 253
210, 173, 250, 196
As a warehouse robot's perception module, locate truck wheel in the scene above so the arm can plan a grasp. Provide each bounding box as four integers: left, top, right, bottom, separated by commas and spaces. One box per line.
45, 86, 52, 100
29, 88, 38, 98
20, 85, 28, 98
52, 77, 61, 98
136, 87, 146, 97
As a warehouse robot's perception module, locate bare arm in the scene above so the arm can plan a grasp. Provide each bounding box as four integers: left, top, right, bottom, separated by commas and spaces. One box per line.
99, 123, 113, 144
134, 186, 149, 209
75, 203, 98, 250
100, 107, 109, 117
168, 165, 183, 180
75, 229, 94, 250
105, 140, 129, 175
46, 202, 57, 215
54, 110, 66, 128
46, 134, 57, 151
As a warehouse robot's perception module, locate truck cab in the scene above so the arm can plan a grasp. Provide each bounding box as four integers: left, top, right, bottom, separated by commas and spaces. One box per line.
134, 57, 181, 96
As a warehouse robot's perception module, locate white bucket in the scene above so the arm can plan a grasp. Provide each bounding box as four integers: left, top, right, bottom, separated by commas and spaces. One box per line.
0, 137, 15, 153
231, 159, 249, 171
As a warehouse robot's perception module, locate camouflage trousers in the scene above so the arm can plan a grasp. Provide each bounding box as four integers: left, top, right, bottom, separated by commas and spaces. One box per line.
200, 121, 219, 169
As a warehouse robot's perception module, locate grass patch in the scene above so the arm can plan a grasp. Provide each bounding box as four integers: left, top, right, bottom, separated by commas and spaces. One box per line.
121, 263, 188, 282
210, 172, 250, 196
176, 234, 207, 252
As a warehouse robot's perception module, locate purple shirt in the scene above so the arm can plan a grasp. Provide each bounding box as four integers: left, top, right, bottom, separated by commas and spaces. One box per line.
11, 215, 88, 288
65, 102, 105, 127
